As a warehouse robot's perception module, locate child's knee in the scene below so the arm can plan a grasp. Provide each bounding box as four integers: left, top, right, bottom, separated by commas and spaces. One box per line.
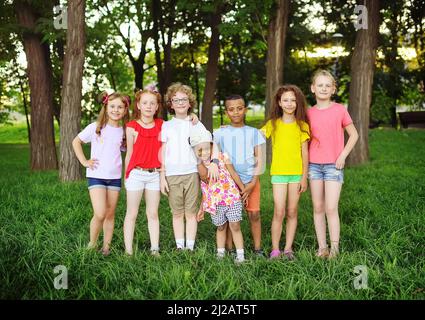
217, 224, 227, 232
173, 211, 184, 219
248, 211, 260, 222
286, 208, 298, 219
273, 208, 285, 220
229, 222, 241, 232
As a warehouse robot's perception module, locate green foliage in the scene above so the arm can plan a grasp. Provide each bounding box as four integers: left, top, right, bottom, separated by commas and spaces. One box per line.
0, 129, 424, 299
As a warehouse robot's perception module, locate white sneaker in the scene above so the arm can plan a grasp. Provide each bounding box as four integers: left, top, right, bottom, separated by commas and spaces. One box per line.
234, 256, 245, 264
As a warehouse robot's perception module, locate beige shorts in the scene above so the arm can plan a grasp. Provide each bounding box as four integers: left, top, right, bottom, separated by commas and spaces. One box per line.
166, 173, 200, 214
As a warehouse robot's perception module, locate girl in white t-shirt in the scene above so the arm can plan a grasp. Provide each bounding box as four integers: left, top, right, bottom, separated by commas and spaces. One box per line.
72, 91, 130, 256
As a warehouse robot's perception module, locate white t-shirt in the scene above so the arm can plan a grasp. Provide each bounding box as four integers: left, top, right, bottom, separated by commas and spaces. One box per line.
78, 122, 124, 179
161, 117, 206, 176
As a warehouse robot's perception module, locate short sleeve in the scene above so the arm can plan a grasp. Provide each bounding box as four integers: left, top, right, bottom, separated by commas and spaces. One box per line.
126, 120, 137, 130
78, 122, 96, 143
300, 121, 310, 143
160, 123, 168, 142
342, 108, 353, 127
254, 128, 266, 146
260, 120, 272, 139
212, 128, 222, 145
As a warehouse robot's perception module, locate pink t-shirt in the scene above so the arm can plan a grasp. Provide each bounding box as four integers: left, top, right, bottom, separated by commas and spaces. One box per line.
78, 122, 124, 179
307, 102, 353, 164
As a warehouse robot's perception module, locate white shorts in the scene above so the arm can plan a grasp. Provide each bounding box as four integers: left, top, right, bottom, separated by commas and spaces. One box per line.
125, 169, 160, 192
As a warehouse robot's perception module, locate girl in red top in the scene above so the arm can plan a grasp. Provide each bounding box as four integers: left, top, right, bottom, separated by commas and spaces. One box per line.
124, 86, 163, 256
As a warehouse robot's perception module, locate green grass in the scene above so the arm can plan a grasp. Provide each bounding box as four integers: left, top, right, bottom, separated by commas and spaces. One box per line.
0, 127, 424, 299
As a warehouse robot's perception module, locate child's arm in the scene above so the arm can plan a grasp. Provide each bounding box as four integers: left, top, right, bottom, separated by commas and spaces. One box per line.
223, 155, 245, 192
336, 124, 359, 169
208, 142, 220, 182
299, 141, 309, 193
197, 163, 209, 183
124, 127, 134, 174
160, 142, 170, 196
190, 113, 199, 125
242, 143, 264, 198
196, 206, 205, 222
72, 136, 98, 170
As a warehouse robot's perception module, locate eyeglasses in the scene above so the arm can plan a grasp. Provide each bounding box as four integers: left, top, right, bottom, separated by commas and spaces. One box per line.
171, 98, 189, 104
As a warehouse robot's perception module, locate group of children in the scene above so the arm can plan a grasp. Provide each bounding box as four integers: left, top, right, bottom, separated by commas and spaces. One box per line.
72, 69, 358, 263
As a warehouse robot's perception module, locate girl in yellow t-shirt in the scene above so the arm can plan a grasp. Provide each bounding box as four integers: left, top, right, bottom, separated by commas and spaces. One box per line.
261, 85, 310, 260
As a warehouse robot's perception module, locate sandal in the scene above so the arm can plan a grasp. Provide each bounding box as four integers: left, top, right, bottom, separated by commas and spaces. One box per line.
316, 247, 329, 258
269, 249, 281, 259
283, 250, 295, 261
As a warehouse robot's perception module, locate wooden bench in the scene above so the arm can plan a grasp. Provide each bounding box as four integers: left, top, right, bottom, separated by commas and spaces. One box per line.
398, 111, 425, 128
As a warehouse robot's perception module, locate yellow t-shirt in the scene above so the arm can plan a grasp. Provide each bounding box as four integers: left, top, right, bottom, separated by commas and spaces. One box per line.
261, 119, 310, 175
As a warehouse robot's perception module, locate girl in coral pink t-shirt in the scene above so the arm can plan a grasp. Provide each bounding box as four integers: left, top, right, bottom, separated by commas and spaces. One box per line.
307, 70, 359, 259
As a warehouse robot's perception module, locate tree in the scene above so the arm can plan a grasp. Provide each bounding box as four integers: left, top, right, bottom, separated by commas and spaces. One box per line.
265, 0, 290, 163
59, 0, 86, 181
201, 2, 223, 132
151, 0, 178, 119
347, 0, 380, 165
14, 0, 58, 170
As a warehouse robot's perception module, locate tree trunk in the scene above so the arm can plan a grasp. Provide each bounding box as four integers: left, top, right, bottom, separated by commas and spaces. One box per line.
265, 0, 290, 164
347, 0, 380, 165
59, 0, 86, 181
201, 6, 222, 132
15, 1, 58, 170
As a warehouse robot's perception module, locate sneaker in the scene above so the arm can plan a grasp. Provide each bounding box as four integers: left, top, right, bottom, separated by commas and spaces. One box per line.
254, 249, 265, 258
269, 249, 281, 259
151, 250, 160, 257
234, 256, 245, 265
316, 247, 330, 258
283, 250, 295, 261
216, 251, 226, 259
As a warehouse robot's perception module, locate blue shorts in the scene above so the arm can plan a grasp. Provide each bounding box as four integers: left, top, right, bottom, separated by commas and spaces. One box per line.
308, 163, 344, 184
87, 177, 122, 191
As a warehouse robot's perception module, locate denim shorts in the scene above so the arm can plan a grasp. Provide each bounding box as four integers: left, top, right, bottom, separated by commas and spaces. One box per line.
308, 163, 344, 184
87, 177, 122, 191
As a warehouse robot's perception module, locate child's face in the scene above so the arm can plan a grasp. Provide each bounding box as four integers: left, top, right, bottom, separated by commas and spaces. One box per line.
193, 142, 212, 162
225, 99, 247, 125
138, 93, 158, 117
171, 91, 190, 116
106, 98, 127, 122
279, 91, 297, 115
311, 75, 335, 101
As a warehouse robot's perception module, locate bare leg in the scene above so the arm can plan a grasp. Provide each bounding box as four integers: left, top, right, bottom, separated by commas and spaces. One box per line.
216, 224, 227, 249
247, 211, 262, 250
88, 188, 107, 248
229, 222, 244, 250
284, 183, 301, 252
144, 189, 161, 250
310, 180, 327, 253
102, 189, 120, 251
172, 212, 185, 247
324, 181, 342, 256
123, 190, 144, 255
225, 223, 233, 250
185, 212, 198, 247
271, 184, 288, 251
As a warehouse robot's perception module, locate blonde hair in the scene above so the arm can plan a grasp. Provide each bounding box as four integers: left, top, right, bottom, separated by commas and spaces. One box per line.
311, 69, 337, 87
133, 88, 162, 120
165, 82, 197, 115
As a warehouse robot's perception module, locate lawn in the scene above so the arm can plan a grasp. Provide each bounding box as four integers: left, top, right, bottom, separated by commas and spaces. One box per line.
0, 126, 424, 299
